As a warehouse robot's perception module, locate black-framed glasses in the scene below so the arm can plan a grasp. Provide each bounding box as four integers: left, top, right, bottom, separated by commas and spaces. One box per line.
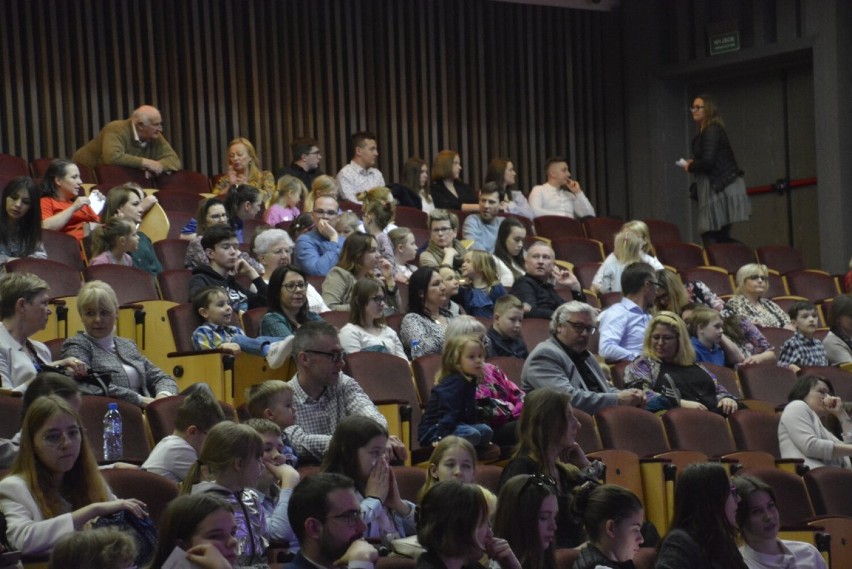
283, 281, 308, 292
746, 275, 768, 282
305, 350, 346, 363
371, 295, 387, 305
564, 320, 597, 335
645, 280, 663, 289
327, 510, 364, 527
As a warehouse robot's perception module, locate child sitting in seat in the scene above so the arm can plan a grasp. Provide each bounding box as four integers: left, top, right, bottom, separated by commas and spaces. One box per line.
191, 286, 293, 369
247, 380, 299, 467
88, 217, 139, 266
779, 300, 829, 373
486, 295, 529, 359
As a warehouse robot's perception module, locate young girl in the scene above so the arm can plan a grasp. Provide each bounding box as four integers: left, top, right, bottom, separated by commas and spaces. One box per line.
620, 220, 662, 266
493, 474, 559, 569
686, 306, 744, 367
0, 176, 47, 267
572, 484, 645, 569
734, 474, 827, 569
149, 493, 238, 569
335, 211, 360, 240
458, 250, 508, 318
417, 436, 478, 502
339, 277, 407, 359
0, 396, 148, 556
321, 416, 416, 540
362, 198, 396, 264
418, 335, 494, 448
265, 175, 306, 226
438, 265, 464, 316
592, 229, 662, 295
304, 175, 340, 212
389, 227, 418, 283
416, 481, 520, 569
182, 421, 268, 567
88, 217, 139, 266
656, 463, 747, 569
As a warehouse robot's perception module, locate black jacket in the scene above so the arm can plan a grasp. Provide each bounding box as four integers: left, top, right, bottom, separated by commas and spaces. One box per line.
275, 162, 321, 189
689, 123, 743, 192
188, 264, 268, 312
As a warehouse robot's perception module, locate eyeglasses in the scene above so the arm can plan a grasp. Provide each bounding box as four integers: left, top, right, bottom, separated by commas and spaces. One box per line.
282, 281, 308, 292
564, 320, 597, 335
690, 105, 705, 111
746, 275, 768, 282
313, 209, 337, 218
305, 350, 346, 363
371, 295, 387, 305
327, 510, 364, 527
645, 280, 663, 289
651, 334, 678, 343
41, 426, 83, 448
431, 226, 454, 234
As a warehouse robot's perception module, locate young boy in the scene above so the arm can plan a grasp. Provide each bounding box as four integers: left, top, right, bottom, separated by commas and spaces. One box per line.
247, 380, 299, 466
778, 300, 829, 373
245, 418, 301, 547
141, 392, 226, 483
191, 286, 293, 369
486, 294, 529, 359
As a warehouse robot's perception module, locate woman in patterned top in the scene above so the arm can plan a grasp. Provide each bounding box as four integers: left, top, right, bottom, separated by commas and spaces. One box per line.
212, 137, 275, 203
654, 268, 724, 314
400, 267, 453, 358
724, 263, 793, 329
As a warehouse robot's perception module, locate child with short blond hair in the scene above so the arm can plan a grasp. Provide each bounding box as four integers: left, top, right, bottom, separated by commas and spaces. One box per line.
247, 380, 298, 467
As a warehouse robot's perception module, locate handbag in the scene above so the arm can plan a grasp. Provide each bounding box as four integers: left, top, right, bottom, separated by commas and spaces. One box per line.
92, 510, 158, 566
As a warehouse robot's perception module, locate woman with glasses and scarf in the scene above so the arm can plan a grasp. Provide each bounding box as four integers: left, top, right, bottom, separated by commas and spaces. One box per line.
724, 263, 793, 330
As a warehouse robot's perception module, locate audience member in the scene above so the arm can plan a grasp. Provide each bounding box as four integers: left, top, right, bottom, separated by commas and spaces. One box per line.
493, 217, 527, 287
361, 194, 396, 264
417, 436, 477, 502
522, 302, 643, 414
40, 159, 100, 242
0, 177, 47, 267
335, 211, 360, 240
724, 263, 793, 329
430, 150, 477, 211
304, 174, 341, 212
400, 267, 454, 357
438, 265, 465, 317
182, 196, 228, 253
572, 485, 645, 569
88, 217, 138, 266
591, 229, 663, 295
653, 267, 724, 313
100, 183, 162, 275
457, 250, 508, 318
419, 209, 467, 271
597, 262, 657, 362
265, 174, 307, 225
485, 158, 534, 219
528, 157, 595, 219
389, 227, 418, 283
294, 194, 344, 276
487, 295, 529, 359
222, 184, 264, 245
685, 305, 743, 367
389, 157, 433, 212
260, 265, 322, 339
512, 241, 584, 319
778, 375, 852, 469
463, 183, 506, 252
246, 380, 299, 466
48, 527, 137, 569
254, 230, 328, 313
825, 294, 852, 366
211, 137, 275, 202
322, 232, 398, 313
73, 105, 181, 174
339, 277, 406, 359
778, 300, 829, 372
493, 474, 559, 569
337, 131, 385, 203
276, 137, 323, 189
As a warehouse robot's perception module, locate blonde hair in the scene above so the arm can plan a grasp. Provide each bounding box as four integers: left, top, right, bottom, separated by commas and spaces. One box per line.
438, 335, 484, 383
613, 230, 645, 265
77, 280, 120, 315
389, 227, 413, 249
735, 263, 769, 295
655, 269, 689, 315
91, 217, 134, 257
276, 175, 307, 206
180, 422, 264, 494
227, 137, 263, 178
621, 220, 655, 257
641, 311, 695, 366
466, 250, 499, 289
418, 436, 478, 502
685, 306, 723, 337
428, 209, 459, 231
305, 175, 339, 211
246, 380, 294, 419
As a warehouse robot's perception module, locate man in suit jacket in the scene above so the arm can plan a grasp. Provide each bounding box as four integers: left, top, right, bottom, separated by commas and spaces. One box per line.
522, 301, 644, 415
73, 105, 181, 175
287, 473, 379, 569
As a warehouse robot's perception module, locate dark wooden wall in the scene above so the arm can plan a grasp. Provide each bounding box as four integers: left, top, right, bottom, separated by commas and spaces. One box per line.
0, 0, 626, 214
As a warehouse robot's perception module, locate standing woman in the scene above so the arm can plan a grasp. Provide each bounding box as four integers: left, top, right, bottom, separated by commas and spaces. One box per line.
0, 177, 47, 267
656, 463, 747, 569
390, 157, 433, 213
430, 150, 478, 212
212, 137, 275, 203
485, 158, 534, 220
684, 95, 751, 246
40, 159, 100, 243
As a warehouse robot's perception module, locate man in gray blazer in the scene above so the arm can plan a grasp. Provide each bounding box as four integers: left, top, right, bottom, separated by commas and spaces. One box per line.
522, 301, 644, 415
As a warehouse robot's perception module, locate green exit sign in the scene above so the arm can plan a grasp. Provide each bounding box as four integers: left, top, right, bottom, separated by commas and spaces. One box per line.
709, 31, 740, 55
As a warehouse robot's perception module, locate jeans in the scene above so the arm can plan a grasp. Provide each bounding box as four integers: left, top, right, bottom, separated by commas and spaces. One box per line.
231, 334, 279, 357
453, 423, 494, 447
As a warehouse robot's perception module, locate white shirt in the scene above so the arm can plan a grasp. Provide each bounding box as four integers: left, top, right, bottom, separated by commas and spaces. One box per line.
339, 323, 407, 360
337, 161, 386, 203
739, 539, 827, 569
528, 182, 595, 218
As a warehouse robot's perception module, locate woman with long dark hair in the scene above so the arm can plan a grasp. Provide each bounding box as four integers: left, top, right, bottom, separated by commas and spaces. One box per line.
485, 158, 534, 219
493, 218, 527, 287
390, 157, 433, 212
40, 159, 100, 243
0, 177, 47, 267
399, 267, 453, 358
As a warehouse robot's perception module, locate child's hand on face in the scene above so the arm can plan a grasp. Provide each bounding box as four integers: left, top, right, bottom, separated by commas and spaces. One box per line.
265, 462, 300, 489
219, 342, 242, 355
485, 537, 522, 569
365, 456, 390, 501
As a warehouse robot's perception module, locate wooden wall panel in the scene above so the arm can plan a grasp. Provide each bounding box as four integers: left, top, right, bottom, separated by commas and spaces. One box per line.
0, 0, 624, 215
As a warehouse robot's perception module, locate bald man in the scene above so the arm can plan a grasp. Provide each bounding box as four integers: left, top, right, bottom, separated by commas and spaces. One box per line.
73, 105, 181, 175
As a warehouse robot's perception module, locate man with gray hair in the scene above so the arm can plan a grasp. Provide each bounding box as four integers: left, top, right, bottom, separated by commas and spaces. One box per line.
73, 105, 181, 175
512, 241, 585, 319
522, 301, 644, 414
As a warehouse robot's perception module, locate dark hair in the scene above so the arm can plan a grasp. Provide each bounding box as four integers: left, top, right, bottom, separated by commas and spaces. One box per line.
663, 463, 746, 568
292, 320, 339, 359
621, 262, 655, 295
195, 197, 228, 235
829, 294, 852, 330
336, 232, 377, 275
101, 183, 145, 223
289, 472, 356, 543
1, 176, 43, 257
575, 484, 643, 542
513, 388, 575, 473
350, 131, 377, 157
788, 375, 833, 402
494, 218, 526, 280
292, 137, 318, 161
40, 159, 75, 199
733, 475, 777, 534
191, 286, 228, 315
174, 392, 226, 432
288, 213, 314, 241
479, 181, 501, 199
224, 184, 260, 221
200, 224, 237, 252
408, 266, 439, 318
788, 299, 817, 321
485, 158, 514, 193
22, 371, 80, 419
494, 475, 558, 569
320, 416, 388, 495
402, 157, 430, 203
149, 494, 234, 569
267, 264, 310, 323
418, 481, 489, 559
544, 157, 567, 175
432, 150, 459, 182
349, 277, 386, 328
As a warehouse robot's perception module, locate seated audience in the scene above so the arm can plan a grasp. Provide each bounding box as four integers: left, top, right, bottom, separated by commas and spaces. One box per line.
246, 379, 299, 467
463, 183, 506, 252
335, 211, 360, 239
260, 265, 322, 339
685, 305, 743, 367
572, 485, 645, 569
655, 463, 747, 569
389, 227, 418, 283
778, 300, 829, 372
528, 157, 595, 219
512, 241, 584, 320
339, 277, 407, 359
183, 197, 231, 260
389, 157, 433, 212
734, 474, 827, 569
321, 416, 416, 539
40, 159, 100, 243
493, 474, 559, 569
419, 209, 467, 271
457, 250, 508, 318
265, 174, 306, 225
825, 294, 852, 366
778, 375, 852, 469
720, 311, 778, 368
654, 267, 724, 313
304, 174, 340, 212
621, 220, 664, 267
417, 436, 478, 502
522, 302, 643, 414
322, 233, 399, 313
430, 150, 477, 211
625, 311, 740, 415
212, 137, 275, 203
0, 177, 47, 267
598, 262, 656, 362
87, 217, 138, 266
276, 137, 323, 189
141, 391, 226, 483
724, 263, 793, 329
294, 194, 344, 276
361, 193, 396, 265
61, 280, 178, 407
48, 527, 137, 569
487, 295, 530, 359
0, 396, 147, 556
254, 227, 328, 313
100, 183, 162, 275
337, 131, 386, 203
400, 267, 454, 357
592, 229, 663, 295
485, 158, 534, 220
438, 265, 465, 316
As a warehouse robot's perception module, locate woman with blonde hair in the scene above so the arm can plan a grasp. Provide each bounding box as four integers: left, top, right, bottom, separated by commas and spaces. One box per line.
304, 175, 340, 212
0, 396, 147, 556
620, 220, 659, 260
430, 150, 478, 211
212, 137, 275, 203
724, 263, 793, 329
591, 229, 663, 294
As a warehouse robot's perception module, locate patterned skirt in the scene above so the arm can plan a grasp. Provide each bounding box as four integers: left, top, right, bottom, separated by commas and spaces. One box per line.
696, 175, 751, 233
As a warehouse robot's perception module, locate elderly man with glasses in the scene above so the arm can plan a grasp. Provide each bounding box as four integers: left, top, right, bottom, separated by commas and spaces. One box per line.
598, 262, 660, 362
522, 301, 644, 414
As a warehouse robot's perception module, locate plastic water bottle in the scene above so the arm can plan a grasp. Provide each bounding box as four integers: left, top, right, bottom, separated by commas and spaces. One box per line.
410, 339, 424, 360
103, 402, 123, 461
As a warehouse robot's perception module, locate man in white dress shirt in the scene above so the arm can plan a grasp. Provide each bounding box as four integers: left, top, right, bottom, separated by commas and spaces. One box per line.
336, 131, 385, 203
528, 157, 596, 219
